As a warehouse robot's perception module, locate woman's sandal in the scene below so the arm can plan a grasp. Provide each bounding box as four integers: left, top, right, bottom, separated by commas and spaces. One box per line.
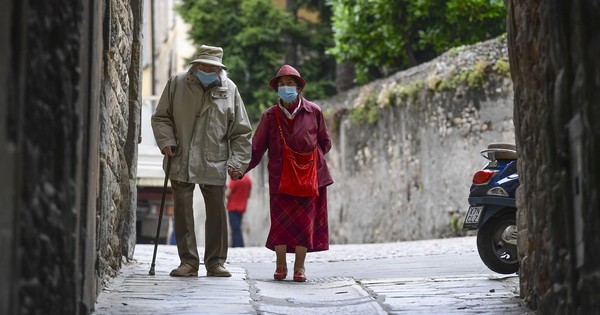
274, 267, 287, 280
293, 269, 306, 282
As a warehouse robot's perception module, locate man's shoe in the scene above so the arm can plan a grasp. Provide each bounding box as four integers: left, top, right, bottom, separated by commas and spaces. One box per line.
170, 263, 198, 277
206, 264, 231, 277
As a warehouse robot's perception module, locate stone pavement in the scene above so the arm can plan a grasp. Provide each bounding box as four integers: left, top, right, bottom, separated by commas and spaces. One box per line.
93, 237, 536, 314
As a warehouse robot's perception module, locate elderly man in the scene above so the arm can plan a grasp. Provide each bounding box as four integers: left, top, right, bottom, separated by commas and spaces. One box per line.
152, 45, 252, 277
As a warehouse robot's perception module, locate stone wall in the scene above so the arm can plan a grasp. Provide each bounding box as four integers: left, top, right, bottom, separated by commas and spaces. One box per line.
4, 1, 94, 313
321, 39, 514, 243
507, 1, 600, 313
1, 0, 98, 313
0, 0, 142, 313
323, 37, 514, 243
202, 36, 516, 247
96, 0, 143, 287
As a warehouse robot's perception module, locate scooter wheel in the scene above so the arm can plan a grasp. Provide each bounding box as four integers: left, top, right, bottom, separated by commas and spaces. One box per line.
476, 212, 519, 274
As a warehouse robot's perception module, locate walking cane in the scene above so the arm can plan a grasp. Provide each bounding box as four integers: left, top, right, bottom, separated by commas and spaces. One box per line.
149, 155, 171, 275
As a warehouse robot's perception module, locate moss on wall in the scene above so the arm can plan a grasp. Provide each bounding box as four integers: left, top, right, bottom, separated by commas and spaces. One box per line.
337, 37, 511, 130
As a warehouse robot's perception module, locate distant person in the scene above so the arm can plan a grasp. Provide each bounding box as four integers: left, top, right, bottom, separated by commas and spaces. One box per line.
244, 65, 333, 282
226, 174, 252, 247
152, 45, 252, 277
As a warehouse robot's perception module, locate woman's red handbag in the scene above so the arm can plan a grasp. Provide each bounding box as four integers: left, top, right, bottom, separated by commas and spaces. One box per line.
275, 108, 319, 197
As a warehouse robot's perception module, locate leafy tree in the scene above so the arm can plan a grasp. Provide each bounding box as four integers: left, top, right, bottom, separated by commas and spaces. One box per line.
177, 0, 336, 122
328, 0, 506, 84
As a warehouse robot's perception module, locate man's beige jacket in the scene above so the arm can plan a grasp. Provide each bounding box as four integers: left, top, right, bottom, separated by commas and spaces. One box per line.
152, 69, 252, 185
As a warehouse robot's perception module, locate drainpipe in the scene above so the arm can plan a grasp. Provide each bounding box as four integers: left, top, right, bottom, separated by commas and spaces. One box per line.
150, 0, 156, 95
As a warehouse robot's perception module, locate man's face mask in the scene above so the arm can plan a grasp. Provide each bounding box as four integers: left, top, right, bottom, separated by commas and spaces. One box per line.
196, 70, 218, 85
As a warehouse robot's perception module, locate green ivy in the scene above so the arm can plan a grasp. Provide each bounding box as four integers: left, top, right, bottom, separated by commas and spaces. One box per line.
495, 58, 511, 77
350, 92, 379, 125
396, 81, 424, 102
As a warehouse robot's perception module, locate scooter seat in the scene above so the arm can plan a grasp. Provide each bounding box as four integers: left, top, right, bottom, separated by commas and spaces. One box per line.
483, 143, 518, 160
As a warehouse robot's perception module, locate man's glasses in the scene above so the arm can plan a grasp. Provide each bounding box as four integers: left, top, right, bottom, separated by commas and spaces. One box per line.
196, 63, 220, 73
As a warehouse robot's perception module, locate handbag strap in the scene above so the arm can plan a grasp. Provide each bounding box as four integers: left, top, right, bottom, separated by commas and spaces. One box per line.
274, 106, 318, 155
274, 107, 287, 146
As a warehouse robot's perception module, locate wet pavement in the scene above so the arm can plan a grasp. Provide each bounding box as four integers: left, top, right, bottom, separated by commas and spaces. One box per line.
93, 236, 536, 314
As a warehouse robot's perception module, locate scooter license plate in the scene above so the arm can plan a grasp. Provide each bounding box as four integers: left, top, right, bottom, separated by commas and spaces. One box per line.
465, 205, 484, 225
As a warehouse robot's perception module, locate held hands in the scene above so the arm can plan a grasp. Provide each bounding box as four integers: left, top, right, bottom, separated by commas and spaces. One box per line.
162, 146, 176, 157
227, 166, 243, 180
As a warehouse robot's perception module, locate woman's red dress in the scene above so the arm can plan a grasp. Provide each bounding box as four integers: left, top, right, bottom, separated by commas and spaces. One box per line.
246, 98, 333, 253
267, 187, 329, 252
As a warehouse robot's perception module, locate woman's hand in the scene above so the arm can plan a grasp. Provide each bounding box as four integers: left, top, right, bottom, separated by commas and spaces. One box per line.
162, 146, 176, 157
227, 166, 242, 180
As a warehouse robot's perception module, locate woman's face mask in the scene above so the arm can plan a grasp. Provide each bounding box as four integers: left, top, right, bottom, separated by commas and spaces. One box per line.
196, 70, 218, 85
278, 86, 298, 103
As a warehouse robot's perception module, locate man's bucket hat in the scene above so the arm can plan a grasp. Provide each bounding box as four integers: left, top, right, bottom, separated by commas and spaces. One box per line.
190, 45, 226, 69
269, 64, 306, 91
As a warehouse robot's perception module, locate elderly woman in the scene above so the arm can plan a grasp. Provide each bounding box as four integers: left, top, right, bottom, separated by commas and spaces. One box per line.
245, 65, 333, 282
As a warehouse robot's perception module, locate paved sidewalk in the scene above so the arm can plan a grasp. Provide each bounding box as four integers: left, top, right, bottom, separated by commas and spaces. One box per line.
93, 244, 255, 315
93, 237, 535, 315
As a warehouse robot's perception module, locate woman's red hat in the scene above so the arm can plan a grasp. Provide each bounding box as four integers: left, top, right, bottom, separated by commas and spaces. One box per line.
269, 65, 306, 91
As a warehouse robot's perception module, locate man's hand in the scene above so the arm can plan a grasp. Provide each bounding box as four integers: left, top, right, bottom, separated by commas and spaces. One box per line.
227, 166, 242, 180
162, 146, 176, 157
